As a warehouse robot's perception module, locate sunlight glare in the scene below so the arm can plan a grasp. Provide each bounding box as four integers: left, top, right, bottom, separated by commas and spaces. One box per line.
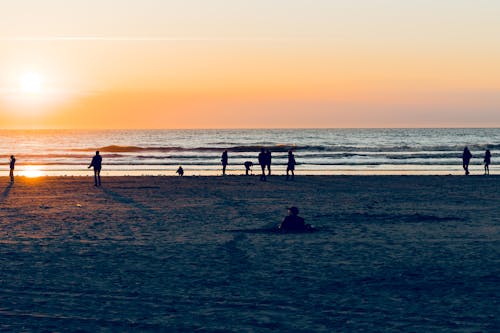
21, 166, 44, 178
20, 72, 43, 93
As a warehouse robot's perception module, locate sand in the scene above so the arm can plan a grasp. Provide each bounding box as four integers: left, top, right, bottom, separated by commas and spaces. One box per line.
0, 175, 498, 332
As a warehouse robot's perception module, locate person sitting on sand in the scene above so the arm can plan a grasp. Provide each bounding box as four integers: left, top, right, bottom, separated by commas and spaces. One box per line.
462, 147, 472, 175
9, 155, 16, 182
244, 161, 253, 175
88, 151, 102, 186
176, 166, 184, 176
279, 206, 312, 232
484, 149, 491, 175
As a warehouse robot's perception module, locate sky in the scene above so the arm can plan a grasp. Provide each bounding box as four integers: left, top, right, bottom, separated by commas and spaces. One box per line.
0, 0, 499, 129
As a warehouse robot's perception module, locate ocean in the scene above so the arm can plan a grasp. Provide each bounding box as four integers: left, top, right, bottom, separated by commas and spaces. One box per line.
0, 128, 498, 176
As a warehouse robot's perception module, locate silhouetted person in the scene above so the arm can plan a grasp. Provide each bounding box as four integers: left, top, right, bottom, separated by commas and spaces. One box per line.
265, 149, 272, 175
286, 150, 296, 180
484, 149, 491, 175
9, 155, 16, 182
258, 148, 267, 181
88, 151, 102, 186
279, 207, 312, 232
244, 161, 253, 175
176, 166, 184, 176
462, 147, 472, 175
221, 150, 228, 175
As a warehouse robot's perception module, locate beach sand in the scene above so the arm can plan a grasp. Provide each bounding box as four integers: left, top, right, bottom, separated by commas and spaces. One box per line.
0, 175, 498, 332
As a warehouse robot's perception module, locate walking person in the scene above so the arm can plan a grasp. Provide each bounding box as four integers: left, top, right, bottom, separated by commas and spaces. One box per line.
258, 148, 267, 181
462, 147, 472, 175
88, 151, 102, 186
9, 155, 16, 182
286, 150, 296, 180
484, 149, 491, 175
265, 149, 272, 175
221, 150, 228, 175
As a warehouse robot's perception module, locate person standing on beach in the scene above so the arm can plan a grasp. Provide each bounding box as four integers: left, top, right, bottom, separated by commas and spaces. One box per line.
176, 166, 184, 176
265, 149, 272, 176
88, 151, 102, 186
484, 149, 491, 175
9, 155, 16, 182
286, 150, 296, 180
462, 147, 472, 175
221, 150, 228, 175
258, 148, 267, 181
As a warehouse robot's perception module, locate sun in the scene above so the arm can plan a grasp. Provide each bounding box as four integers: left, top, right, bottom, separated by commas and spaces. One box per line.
21, 165, 44, 178
19, 72, 43, 93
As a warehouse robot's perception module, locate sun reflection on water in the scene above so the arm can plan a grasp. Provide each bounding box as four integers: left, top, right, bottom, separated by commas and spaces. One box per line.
20, 165, 44, 178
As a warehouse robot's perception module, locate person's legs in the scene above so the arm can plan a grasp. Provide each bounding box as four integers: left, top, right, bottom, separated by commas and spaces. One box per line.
97, 170, 101, 186
9, 169, 13, 182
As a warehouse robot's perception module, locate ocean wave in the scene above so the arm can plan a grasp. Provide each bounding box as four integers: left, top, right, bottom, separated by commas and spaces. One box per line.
71, 143, 500, 154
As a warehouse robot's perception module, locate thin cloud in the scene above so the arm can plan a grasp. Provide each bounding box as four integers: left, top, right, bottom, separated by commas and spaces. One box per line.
0, 36, 298, 42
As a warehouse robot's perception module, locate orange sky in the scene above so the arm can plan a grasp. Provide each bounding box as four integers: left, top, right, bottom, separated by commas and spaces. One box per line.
1, 1, 499, 128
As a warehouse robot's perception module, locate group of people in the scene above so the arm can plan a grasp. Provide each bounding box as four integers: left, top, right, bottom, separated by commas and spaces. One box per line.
221, 149, 297, 180
462, 147, 492, 176
6, 147, 493, 182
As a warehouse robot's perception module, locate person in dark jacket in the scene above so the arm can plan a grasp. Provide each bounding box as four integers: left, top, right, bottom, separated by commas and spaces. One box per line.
286, 150, 296, 180
9, 155, 16, 182
484, 149, 491, 175
462, 147, 472, 175
244, 161, 253, 175
265, 149, 272, 175
258, 148, 267, 181
279, 206, 312, 232
88, 151, 102, 186
221, 150, 228, 175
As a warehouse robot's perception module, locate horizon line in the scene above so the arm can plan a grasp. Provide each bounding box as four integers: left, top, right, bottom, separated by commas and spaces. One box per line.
1, 127, 499, 131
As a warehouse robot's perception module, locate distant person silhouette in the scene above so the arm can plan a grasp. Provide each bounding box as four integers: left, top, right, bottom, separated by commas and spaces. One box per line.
258, 148, 267, 181
9, 155, 16, 182
484, 149, 491, 175
265, 149, 272, 175
286, 150, 296, 180
244, 161, 253, 175
176, 166, 184, 176
88, 151, 102, 186
279, 207, 312, 232
221, 150, 228, 175
462, 147, 472, 175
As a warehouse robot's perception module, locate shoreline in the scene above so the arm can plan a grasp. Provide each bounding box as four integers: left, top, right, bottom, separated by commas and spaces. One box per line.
3, 167, 498, 177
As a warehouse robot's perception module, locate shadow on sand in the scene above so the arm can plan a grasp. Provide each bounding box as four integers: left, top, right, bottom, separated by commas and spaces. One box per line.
100, 187, 159, 217
2, 183, 13, 198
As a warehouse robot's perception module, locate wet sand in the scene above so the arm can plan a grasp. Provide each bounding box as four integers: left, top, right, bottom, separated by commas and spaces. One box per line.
0, 175, 499, 332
